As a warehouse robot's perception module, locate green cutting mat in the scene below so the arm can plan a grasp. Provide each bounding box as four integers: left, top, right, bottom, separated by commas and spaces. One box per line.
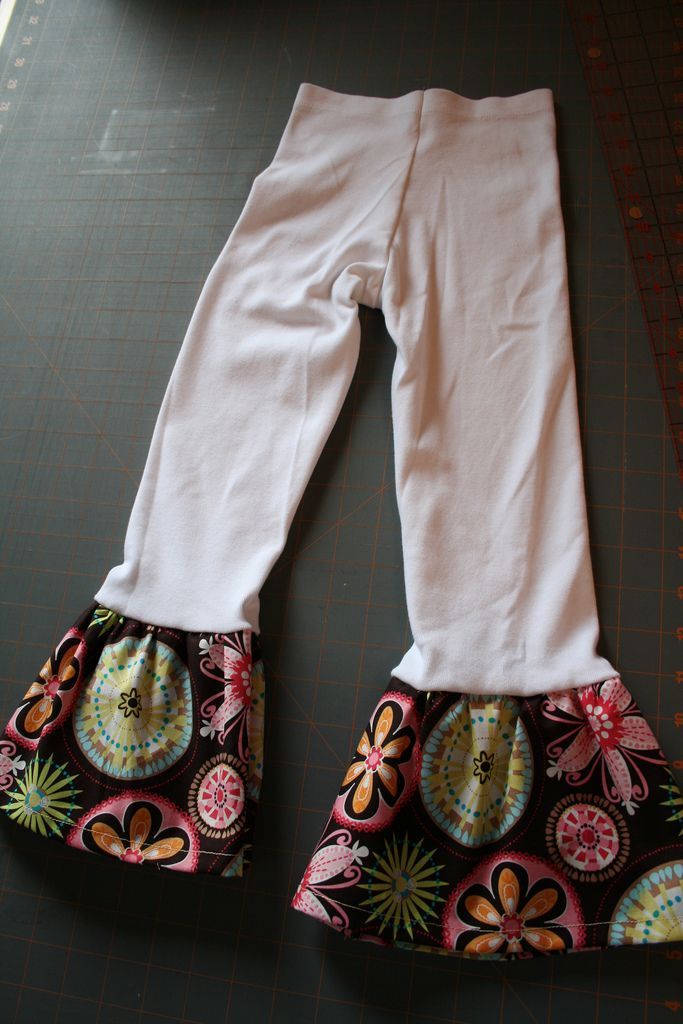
0, 1, 681, 1022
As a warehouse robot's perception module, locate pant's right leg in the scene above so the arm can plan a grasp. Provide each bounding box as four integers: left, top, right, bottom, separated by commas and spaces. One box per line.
0, 83, 425, 876
95, 84, 426, 635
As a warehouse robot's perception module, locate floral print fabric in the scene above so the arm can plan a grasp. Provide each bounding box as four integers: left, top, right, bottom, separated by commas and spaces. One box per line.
2, 608, 682, 960
0, 602, 264, 876
292, 678, 683, 958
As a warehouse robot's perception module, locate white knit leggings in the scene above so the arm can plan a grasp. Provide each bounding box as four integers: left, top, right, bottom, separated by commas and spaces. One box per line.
95, 82, 617, 699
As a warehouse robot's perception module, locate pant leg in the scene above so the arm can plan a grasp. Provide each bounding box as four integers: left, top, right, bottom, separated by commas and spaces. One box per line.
0, 84, 426, 873
383, 88, 616, 696
291, 86, 683, 958
95, 85, 425, 633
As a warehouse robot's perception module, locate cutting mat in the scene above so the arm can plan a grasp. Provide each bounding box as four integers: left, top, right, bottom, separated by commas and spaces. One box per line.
0, 1, 681, 1023
568, 0, 683, 481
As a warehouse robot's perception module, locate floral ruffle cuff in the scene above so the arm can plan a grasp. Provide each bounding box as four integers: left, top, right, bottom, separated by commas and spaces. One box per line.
291, 676, 683, 958
0, 602, 264, 876
2, 604, 682, 961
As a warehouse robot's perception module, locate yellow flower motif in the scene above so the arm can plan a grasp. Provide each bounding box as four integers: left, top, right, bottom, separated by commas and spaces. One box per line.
3, 753, 81, 837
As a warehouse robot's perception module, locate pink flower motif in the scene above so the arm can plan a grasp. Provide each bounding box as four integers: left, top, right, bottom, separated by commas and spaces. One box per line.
198, 634, 254, 758
365, 745, 384, 772
0, 739, 26, 791
291, 828, 368, 931
543, 677, 666, 814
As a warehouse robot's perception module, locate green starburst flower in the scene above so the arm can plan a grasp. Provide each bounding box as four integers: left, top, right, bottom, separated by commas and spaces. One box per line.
89, 606, 124, 635
359, 833, 447, 940
3, 754, 82, 838
661, 777, 683, 836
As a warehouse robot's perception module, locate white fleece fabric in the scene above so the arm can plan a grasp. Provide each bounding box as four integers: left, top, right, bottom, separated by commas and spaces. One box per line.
95, 82, 617, 697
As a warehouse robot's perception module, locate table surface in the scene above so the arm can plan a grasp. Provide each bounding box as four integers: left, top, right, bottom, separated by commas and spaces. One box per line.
0, 1, 681, 1022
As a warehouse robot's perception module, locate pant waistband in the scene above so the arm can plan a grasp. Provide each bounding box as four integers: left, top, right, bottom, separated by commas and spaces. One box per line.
293, 82, 554, 120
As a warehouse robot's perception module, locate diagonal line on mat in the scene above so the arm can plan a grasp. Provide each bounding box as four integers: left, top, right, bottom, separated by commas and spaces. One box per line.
270, 481, 394, 575
501, 975, 541, 1024
1, 293, 139, 482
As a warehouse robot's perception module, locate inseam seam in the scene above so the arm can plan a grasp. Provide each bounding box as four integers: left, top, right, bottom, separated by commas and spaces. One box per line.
375, 89, 425, 309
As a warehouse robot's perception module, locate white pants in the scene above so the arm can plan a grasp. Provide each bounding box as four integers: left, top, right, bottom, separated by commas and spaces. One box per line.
95, 82, 617, 698
3, 83, 682, 957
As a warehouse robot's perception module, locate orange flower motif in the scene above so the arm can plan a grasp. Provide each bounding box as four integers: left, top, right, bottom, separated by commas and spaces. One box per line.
90, 805, 185, 865
449, 860, 577, 957
18, 633, 84, 738
463, 868, 564, 955
341, 704, 413, 817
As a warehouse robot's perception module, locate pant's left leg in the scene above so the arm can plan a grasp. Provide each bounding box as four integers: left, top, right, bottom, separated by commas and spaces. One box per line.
292, 86, 683, 958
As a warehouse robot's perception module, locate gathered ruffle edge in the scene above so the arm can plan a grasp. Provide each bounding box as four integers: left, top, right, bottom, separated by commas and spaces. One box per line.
290, 676, 683, 959
2, 602, 682, 959
0, 601, 264, 877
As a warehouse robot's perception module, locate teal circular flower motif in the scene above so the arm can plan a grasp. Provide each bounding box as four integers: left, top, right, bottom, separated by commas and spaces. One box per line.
73, 634, 193, 779
420, 696, 532, 847
608, 861, 683, 946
